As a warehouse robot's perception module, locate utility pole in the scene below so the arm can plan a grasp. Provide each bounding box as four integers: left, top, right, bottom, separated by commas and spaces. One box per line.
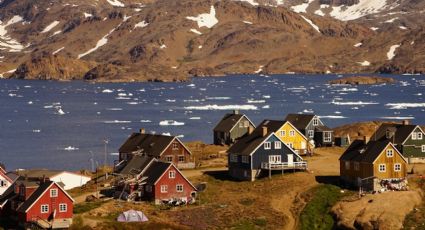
103, 139, 109, 179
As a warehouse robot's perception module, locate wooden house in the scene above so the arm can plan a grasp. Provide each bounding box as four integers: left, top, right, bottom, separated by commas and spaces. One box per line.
118, 129, 194, 169
371, 121, 425, 163
285, 114, 334, 147
227, 126, 307, 181
115, 156, 197, 205
255, 120, 314, 155
0, 166, 12, 196
339, 139, 408, 191
0, 179, 74, 229
213, 110, 255, 145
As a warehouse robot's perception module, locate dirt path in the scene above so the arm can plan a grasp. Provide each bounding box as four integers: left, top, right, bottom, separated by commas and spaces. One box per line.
181, 167, 227, 178
73, 191, 100, 204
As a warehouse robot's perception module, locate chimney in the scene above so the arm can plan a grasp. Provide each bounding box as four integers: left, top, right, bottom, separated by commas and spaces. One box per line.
140, 128, 145, 134
233, 110, 239, 115
262, 126, 268, 137
248, 125, 254, 134
402, 120, 410, 125
42, 174, 46, 183
363, 136, 370, 143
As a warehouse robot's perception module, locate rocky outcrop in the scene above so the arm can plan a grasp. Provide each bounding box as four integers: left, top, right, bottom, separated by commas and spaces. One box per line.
328, 76, 396, 85
319, 0, 359, 6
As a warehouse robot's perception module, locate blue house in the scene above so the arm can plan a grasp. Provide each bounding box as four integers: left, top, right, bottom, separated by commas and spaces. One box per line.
227, 127, 307, 181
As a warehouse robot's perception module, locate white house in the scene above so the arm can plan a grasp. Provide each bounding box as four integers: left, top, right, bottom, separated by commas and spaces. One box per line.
0, 166, 13, 195
14, 169, 91, 190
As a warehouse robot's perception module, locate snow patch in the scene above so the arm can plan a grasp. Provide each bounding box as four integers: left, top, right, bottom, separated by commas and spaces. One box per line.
190, 28, 202, 35
358, 60, 370, 66
329, 0, 392, 21
106, 0, 124, 7
186, 6, 218, 29
300, 15, 320, 33
291, 0, 314, 13
387, 44, 400, 60
354, 42, 362, 47
52, 47, 65, 55
236, 0, 259, 6
41, 21, 60, 33
134, 21, 148, 28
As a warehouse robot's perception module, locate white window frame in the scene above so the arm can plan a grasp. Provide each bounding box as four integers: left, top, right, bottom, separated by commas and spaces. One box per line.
172, 142, 179, 150
308, 130, 314, 138
422, 145, 425, 153
324, 132, 332, 142
345, 161, 350, 170
386, 149, 394, 157
178, 155, 185, 162
239, 122, 244, 128
379, 164, 386, 172
169, 171, 176, 179
418, 132, 423, 140
165, 156, 173, 162
40, 204, 49, 213
241, 155, 249, 163
176, 184, 183, 192
59, 203, 67, 213
394, 163, 401, 172
275, 141, 281, 149
312, 118, 319, 126
264, 142, 271, 150
412, 132, 417, 140
289, 130, 295, 137
279, 130, 286, 137
230, 154, 238, 162
50, 189, 58, 198
160, 185, 168, 193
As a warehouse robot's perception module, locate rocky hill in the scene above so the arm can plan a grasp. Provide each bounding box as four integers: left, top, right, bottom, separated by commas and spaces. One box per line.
0, 0, 423, 81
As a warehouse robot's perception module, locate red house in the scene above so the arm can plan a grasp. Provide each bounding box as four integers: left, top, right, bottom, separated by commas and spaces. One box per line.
118, 129, 195, 169
0, 178, 74, 229
142, 161, 197, 205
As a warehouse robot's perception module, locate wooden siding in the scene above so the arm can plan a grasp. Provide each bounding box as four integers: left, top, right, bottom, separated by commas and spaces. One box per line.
153, 165, 196, 203
401, 127, 425, 158
159, 140, 194, 168
214, 116, 254, 145
275, 123, 310, 154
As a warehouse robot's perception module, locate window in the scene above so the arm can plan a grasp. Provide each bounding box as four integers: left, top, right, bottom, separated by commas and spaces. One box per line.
59, 203, 67, 212
412, 132, 418, 140
418, 132, 423, 140
275, 141, 281, 149
0, 180, 7, 187
345, 161, 350, 170
239, 122, 244, 128
324, 132, 332, 142
264, 142, 271, 150
242, 155, 249, 163
178, 155, 185, 162
279, 130, 286, 137
40, 204, 49, 213
176, 184, 183, 192
230, 154, 238, 162
172, 143, 179, 150
394, 164, 401, 172
313, 118, 319, 126
165, 156, 173, 162
379, 164, 386, 172
287, 142, 294, 149
308, 130, 314, 138
169, 171, 176, 179
145, 185, 152, 192
160, 185, 168, 193
50, 189, 58, 198
354, 162, 360, 171
386, 149, 394, 157
289, 130, 295, 137
422, 145, 425, 153
244, 121, 249, 127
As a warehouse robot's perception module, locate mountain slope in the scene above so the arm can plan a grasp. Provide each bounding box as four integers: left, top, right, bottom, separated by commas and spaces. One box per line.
0, 0, 423, 81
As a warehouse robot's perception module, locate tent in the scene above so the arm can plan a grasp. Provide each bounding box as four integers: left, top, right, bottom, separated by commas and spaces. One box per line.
117, 210, 149, 222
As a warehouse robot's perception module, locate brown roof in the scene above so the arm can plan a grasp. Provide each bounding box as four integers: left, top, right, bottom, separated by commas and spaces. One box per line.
255, 120, 286, 133
227, 131, 274, 156
339, 139, 393, 163
285, 114, 315, 130
214, 113, 249, 132
117, 155, 156, 176
119, 133, 176, 156
143, 161, 172, 184
372, 123, 418, 144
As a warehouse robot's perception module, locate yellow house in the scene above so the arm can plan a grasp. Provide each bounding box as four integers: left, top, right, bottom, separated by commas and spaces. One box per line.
255, 120, 313, 155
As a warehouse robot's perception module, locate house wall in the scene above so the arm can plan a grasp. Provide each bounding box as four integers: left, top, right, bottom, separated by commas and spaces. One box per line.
401, 127, 425, 158
314, 131, 334, 147
160, 140, 194, 169
340, 161, 374, 185
153, 165, 196, 204
373, 145, 407, 179
0, 174, 11, 196
51, 173, 91, 190
22, 183, 73, 222
275, 123, 310, 154
229, 117, 254, 143
304, 117, 324, 139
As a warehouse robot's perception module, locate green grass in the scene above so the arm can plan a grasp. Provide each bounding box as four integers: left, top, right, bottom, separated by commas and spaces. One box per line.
232, 218, 268, 230
402, 178, 425, 229
74, 200, 110, 214
300, 184, 349, 230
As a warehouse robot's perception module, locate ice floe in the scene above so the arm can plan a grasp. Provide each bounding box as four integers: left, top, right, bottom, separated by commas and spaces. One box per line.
247, 99, 265, 104
159, 120, 185, 126
102, 89, 114, 93
62, 146, 79, 151
380, 116, 414, 120
331, 100, 378, 105
103, 120, 131, 124
319, 115, 347, 119
184, 104, 258, 110
386, 103, 425, 110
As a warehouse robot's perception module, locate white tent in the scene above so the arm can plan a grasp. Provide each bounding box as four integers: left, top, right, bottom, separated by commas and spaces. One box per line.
117, 210, 148, 222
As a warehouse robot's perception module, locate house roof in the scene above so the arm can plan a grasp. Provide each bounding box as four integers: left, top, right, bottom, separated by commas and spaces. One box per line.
213, 113, 247, 132
143, 161, 173, 185
17, 181, 74, 213
0, 167, 12, 183
285, 114, 315, 130
339, 139, 399, 163
119, 133, 177, 156
227, 130, 274, 156
256, 120, 286, 133
315, 125, 333, 132
372, 123, 418, 144
118, 155, 156, 176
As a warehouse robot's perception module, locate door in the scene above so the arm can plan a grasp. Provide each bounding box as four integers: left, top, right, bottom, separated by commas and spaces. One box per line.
269, 155, 281, 164
287, 154, 294, 166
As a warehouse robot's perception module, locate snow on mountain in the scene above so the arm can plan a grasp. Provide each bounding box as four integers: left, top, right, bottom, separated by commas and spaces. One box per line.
237, 0, 259, 6
329, 0, 394, 21
300, 15, 320, 33
0, 15, 25, 52
291, 0, 314, 13
41, 21, 60, 33
387, 44, 400, 60
186, 5, 219, 29
106, 0, 124, 7
134, 21, 148, 28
